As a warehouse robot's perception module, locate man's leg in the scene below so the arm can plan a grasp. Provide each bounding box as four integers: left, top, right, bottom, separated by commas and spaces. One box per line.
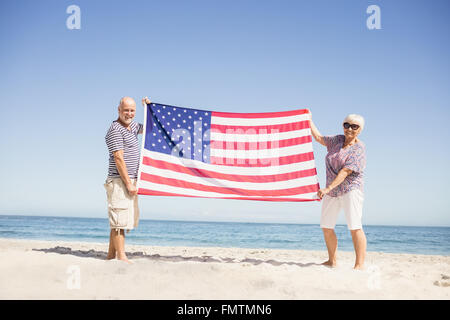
112, 229, 131, 263
350, 229, 366, 269
106, 229, 116, 260
322, 228, 338, 267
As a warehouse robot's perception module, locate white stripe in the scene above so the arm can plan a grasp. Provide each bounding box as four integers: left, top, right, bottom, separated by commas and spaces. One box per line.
210, 142, 312, 159
211, 113, 309, 126
138, 179, 318, 199
140, 165, 318, 190
210, 128, 311, 142
141, 149, 316, 175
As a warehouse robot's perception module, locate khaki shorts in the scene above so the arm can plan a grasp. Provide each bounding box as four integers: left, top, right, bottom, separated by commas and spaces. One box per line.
104, 177, 139, 231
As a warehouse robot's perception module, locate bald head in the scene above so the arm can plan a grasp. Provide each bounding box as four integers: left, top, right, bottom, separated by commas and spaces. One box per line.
117, 96, 136, 127
119, 96, 136, 110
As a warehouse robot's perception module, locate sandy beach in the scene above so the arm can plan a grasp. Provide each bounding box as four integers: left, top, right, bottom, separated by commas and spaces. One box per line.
0, 238, 448, 300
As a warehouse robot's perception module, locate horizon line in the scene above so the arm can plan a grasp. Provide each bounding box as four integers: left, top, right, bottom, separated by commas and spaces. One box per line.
0, 213, 449, 228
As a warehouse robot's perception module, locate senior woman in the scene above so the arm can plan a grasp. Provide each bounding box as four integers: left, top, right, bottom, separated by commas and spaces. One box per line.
308, 111, 367, 270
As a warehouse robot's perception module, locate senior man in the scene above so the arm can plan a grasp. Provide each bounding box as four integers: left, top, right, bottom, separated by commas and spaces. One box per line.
104, 96, 151, 263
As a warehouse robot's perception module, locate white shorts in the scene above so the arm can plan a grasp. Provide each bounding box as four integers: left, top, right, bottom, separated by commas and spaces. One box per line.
320, 189, 364, 230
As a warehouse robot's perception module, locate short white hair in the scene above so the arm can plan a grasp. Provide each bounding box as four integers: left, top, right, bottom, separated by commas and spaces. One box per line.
343, 114, 365, 130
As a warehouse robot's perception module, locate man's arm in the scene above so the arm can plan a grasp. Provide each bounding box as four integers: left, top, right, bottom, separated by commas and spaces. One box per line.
113, 150, 137, 196
138, 96, 152, 135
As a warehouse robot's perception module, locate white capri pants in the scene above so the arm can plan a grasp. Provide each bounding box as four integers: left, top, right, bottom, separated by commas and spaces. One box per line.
320, 189, 364, 230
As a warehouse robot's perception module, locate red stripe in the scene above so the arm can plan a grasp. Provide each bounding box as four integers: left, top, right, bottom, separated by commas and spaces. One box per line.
142, 156, 317, 183
210, 120, 309, 134
211, 109, 308, 119
138, 188, 320, 202
210, 151, 315, 167
210, 135, 312, 150
140, 172, 319, 197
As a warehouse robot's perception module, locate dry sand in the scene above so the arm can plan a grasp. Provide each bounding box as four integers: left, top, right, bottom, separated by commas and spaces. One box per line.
0, 238, 449, 299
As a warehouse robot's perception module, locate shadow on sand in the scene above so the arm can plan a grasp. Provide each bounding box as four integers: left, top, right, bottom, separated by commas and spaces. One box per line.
32, 246, 321, 268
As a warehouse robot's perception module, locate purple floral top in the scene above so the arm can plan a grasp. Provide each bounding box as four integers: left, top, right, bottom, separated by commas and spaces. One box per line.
323, 135, 366, 197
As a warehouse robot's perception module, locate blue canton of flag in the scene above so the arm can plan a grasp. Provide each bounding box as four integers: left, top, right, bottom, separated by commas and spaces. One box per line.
145, 103, 211, 162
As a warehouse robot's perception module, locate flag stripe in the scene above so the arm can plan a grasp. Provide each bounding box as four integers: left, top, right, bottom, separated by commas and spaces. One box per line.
210, 135, 312, 150
210, 152, 315, 167
210, 120, 309, 133
138, 188, 319, 201
139, 174, 319, 197
210, 142, 313, 159
140, 165, 318, 189
210, 128, 310, 142
142, 149, 316, 175
142, 156, 317, 183
212, 109, 309, 119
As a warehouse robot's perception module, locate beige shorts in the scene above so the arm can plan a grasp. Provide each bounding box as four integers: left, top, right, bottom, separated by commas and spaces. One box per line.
320, 189, 364, 230
104, 177, 139, 231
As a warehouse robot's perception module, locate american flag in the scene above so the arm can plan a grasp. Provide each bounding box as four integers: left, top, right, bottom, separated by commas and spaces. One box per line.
137, 103, 320, 201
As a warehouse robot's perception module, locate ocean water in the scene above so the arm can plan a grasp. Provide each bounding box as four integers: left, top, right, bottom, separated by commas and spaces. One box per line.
0, 215, 449, 255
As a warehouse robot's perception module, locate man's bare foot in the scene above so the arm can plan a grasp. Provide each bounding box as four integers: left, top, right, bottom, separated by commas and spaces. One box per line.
106, 252, 116, 260
322, 260, 337, 268
353, 264, 365, 270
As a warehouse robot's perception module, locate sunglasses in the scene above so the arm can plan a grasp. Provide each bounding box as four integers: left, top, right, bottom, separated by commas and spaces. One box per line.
343, 122, 360, 130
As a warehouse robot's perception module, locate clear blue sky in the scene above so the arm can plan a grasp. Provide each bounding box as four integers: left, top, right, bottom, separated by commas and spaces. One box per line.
1, 0, 449, 226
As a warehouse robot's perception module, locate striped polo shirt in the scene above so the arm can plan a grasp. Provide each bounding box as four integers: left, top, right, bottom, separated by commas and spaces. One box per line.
105, 120, 143, 179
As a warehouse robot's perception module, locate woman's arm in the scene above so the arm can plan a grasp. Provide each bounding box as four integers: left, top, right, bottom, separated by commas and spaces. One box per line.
317, 168, 353, 199
307, 110, 326, 146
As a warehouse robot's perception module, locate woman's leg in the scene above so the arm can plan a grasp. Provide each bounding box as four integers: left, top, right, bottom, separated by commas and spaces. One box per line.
344, 190, 366, 269
350, 229, 366, 269
322, 228, 338, 267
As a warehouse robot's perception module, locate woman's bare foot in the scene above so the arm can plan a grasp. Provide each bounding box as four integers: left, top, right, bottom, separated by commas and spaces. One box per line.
117, 254, 133, 264
322, 260, 337, 268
